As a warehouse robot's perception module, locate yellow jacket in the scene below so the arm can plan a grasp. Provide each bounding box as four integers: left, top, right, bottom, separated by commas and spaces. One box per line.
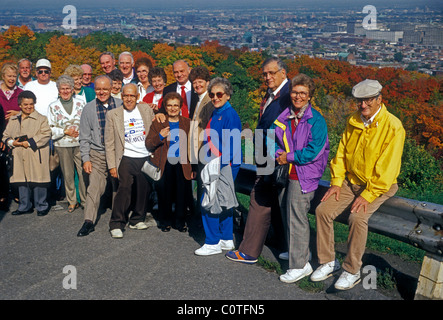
330, 103, 405, 203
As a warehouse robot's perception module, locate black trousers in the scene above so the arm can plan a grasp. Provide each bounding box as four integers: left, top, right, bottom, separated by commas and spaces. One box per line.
156, 161, 191, 229
109, 156, 151, 230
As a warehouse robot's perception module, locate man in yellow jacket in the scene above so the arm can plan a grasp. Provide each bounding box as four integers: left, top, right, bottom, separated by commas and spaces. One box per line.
311, 79, 405, 290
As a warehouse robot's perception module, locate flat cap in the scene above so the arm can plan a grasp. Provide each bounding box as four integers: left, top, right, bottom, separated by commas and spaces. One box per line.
36, 58, 51, 69
352, 79, 382, 98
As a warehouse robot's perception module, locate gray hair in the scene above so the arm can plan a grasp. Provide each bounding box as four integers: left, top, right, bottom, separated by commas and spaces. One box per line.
119, 51, 134, 64
262, 56, 287, 73
56, 75, 75, 90
99, 51, 115, 62
94, 74, 113, 87
18, 58, 32, 68
208, 77, 233, 97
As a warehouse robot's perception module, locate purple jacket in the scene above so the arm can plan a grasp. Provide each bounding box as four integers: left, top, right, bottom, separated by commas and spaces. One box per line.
272, 104, 329, 194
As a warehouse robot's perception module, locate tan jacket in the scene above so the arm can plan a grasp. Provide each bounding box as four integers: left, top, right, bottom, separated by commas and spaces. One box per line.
188, 92, 215, 163
104, 103, 155, 177
2, 111, 51, 184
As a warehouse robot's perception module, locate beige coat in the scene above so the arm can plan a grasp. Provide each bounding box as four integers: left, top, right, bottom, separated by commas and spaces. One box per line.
2, 111, 52, 185
104, 103, 155, 177
188, 92, 215, 163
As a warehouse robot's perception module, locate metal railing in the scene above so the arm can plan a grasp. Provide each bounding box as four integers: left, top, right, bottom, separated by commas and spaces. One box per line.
234, 164, 443, 257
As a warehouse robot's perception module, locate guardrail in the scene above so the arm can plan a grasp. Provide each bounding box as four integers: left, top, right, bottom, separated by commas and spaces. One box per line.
234, 164, 443, 300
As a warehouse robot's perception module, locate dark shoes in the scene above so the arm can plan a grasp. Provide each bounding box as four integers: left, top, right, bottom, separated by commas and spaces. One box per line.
77, 221, 95, 237
37, 209, 49, 216
11, 208, 34, 215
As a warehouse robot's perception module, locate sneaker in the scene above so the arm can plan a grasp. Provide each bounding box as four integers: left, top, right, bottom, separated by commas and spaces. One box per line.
225, 250, 258, 264
145, 214, 157, 228
219, 240, 235, 250
129, 222, 149, 230
110, 229, 123, 238
280, 263, 313, 283
279, 252, 289, 260
310, 259, 341, 282
194, 243, 222, 256
334, 271, 361, 290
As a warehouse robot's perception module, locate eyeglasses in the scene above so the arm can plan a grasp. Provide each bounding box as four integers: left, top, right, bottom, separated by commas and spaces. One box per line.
262, 69, 282, 78
356, 96, 378, 105
166, 104, 181, 109
291, 91, 309, 98
209, 92, 226, 99
95, 88, 110, 93
37, 69, 50, 75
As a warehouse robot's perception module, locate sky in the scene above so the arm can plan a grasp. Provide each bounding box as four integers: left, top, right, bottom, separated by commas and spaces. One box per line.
1, 0, 442, 10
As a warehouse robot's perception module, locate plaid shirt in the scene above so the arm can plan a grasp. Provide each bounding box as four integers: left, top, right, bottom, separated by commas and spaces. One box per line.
96, 97, 117, 146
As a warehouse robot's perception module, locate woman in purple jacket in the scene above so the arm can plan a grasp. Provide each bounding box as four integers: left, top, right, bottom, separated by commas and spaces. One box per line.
272, 73, 329, 284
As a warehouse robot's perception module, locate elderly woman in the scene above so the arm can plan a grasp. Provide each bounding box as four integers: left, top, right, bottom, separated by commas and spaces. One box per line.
0, 62, 23, 210
145, 92, 194, 232
64, 64, 95, 103
194, 77, 242, 256
272, 73, 329, 283
0, 63, 23, 121
47, 75, 87, 212
135, 57, 154, 102
142, 67, 166, 111
2, 91, 52, 216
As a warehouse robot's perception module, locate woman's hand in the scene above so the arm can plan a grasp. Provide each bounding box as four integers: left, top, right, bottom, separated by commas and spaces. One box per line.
276, 151, 288, 165
159, 126, 170, 139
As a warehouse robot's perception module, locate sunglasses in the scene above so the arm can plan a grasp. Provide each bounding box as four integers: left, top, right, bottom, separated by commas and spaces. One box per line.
37, 69, 50, 75
209, 92, 225, 99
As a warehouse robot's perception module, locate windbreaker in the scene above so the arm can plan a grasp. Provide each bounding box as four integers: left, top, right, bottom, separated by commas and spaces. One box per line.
330, 103, 405, 203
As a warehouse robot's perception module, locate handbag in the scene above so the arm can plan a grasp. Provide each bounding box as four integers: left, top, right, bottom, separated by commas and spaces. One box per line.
141, 156, 161, 181
271, 162, 289, 188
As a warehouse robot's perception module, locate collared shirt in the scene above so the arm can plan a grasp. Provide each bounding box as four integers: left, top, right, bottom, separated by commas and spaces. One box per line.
96, 97, 117, 146
176, 81, 192, 113
262, 78, 288, 114
361, 105, 382, 127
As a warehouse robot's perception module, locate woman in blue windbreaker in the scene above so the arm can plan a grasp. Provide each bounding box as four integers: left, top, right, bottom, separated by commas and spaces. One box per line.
272, 73, 329, 283
194, 77, 242, 256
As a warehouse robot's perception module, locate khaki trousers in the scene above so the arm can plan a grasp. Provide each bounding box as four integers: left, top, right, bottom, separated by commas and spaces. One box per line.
315, 179, 398, 274
84, 149, 117, 223
55, 146, 86, 207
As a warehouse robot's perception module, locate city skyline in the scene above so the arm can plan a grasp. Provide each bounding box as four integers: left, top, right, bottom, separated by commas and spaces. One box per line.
1, 0, 442, 10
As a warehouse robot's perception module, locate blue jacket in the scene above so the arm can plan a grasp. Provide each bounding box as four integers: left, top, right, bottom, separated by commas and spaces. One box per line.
202, 101, 242, 180
272, 104, 329, 193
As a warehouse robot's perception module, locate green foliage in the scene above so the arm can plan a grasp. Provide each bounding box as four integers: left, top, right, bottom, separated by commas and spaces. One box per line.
398, 138, 443, 204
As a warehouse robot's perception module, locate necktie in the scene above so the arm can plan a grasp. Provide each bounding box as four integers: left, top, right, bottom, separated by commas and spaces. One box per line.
181, 85, 189, 118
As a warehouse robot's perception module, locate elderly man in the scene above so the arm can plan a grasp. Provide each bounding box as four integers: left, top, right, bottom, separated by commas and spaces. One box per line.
81, 64, 94, 89
226, 56, 290, 264
23, 59, 58, 117
119, 51, 138, 85
77, 75, 122, 237
16, 58, 35, 89
105, 83, 155, 238
99, 52, 116, 75
162, 60, 198, 119
311, 79, 405, 290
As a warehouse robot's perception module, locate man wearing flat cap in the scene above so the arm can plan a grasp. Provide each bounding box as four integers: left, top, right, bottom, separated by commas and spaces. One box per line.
310, 79, 405, 290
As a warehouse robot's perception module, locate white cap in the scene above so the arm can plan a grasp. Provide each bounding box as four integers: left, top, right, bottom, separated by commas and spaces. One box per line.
36, 58, 51, 69
352, 79, 382, 98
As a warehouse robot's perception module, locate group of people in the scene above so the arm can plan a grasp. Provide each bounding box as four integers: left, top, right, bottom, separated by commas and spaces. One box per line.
0, 51, 405, 291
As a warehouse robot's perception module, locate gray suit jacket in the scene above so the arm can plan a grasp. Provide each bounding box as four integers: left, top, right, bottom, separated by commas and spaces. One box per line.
104, 103, 155, 175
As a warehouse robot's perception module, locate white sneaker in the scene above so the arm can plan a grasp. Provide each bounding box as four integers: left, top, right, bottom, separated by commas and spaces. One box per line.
310, 259, 341, 282
279, 252, 289, 260
144, 214, 157, 228
110, 229, 123, 238
334, 271, 361, 290
194, 243, 222, 256
129, 222, 149, 230
279, 263, 313, 283
219, 240, 235, 250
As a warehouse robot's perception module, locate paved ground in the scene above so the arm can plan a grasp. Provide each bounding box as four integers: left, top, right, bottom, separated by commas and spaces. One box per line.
0, 199, 421, 305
